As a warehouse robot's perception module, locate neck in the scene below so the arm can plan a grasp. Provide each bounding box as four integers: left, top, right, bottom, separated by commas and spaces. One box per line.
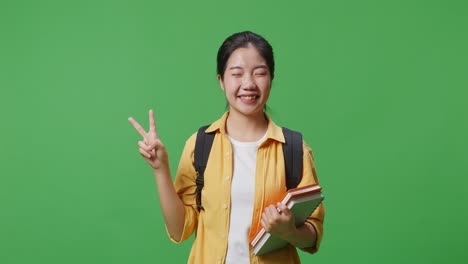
225, 110, 268, 142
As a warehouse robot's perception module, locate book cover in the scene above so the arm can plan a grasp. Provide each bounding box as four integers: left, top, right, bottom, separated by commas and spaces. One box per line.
250, 184, 324, 256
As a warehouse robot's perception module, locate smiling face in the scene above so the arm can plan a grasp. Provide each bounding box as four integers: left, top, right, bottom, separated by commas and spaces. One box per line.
218, 44, 272, 118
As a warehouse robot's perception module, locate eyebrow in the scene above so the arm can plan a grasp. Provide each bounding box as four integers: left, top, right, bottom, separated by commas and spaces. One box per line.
228, 65, 268, 70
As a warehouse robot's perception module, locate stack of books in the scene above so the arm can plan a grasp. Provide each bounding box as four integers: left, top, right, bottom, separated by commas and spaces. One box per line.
250, 184, 324, 256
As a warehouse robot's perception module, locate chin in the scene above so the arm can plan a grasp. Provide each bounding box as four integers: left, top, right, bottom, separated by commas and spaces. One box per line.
233, 106, 265, 117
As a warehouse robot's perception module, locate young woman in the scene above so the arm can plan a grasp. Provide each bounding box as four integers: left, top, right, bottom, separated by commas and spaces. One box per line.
129, 31, 325, 263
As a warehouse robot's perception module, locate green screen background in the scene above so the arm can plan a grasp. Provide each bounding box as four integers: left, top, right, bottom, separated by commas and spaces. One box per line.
1, 0, 467, 263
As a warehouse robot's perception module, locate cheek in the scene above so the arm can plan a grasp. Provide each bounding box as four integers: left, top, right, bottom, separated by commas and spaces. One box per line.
225, 79, 241, 91
259, 79, 272, 92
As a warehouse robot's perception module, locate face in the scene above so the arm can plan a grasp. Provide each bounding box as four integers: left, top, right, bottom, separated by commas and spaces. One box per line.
218, 45, 272, 118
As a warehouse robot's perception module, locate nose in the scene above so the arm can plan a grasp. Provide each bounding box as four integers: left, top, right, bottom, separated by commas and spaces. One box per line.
241, 76, 257, 90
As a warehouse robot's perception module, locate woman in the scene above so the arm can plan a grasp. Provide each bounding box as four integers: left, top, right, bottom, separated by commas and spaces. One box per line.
128, 31, 325, 263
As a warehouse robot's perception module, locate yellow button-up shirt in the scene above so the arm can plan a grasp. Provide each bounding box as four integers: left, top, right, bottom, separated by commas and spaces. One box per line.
169, 112, 325, 264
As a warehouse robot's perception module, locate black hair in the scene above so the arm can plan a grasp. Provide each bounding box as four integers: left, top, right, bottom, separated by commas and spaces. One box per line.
217, 31, 275, 80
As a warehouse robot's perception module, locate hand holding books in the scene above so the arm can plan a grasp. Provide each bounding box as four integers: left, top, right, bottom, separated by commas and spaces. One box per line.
250, 184, 324, 256
260, 203, 297, 240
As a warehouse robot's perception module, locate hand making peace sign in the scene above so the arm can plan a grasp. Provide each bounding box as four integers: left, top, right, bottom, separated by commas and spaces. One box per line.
128, 110, 168, 170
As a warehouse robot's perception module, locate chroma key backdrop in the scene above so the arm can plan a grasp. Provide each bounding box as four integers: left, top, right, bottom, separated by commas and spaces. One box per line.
1, 0, 467, 263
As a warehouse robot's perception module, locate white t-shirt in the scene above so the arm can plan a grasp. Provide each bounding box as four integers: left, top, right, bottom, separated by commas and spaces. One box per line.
225, 133, 267, 264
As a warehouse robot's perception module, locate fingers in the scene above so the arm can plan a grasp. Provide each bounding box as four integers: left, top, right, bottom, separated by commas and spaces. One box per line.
277, 203, 290, 215
138, 140, 156, 158
139, 139, 163, 152
139, 147, 152, 159
149, 109, 159, 138
138, 141, 152, 151
262, 205, 277, 229
261, 217, 270, 232
128, 117, 147, 138
264, 205, 280, 219
262, 206, 279, 231
261, 206, 273, 231
138, 140, 164, 159
261, 204, 292, 231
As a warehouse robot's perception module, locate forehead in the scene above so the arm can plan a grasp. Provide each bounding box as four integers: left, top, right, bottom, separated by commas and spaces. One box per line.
226, 45, 267, 67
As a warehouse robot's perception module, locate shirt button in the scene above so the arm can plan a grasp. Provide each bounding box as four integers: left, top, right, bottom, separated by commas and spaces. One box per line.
225, 176, 230, 181
223, 203, 227, 209
225, 151, 230, 157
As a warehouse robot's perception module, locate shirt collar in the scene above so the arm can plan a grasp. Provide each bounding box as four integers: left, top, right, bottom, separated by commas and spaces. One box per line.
205, 112, 285, 143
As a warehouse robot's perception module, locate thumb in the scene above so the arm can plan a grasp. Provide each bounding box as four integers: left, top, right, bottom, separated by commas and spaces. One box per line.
147, 139, 163, 150
277, 203, 289, 214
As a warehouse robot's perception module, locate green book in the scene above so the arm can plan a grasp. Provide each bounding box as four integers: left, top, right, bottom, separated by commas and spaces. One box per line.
250, 184, 324, 256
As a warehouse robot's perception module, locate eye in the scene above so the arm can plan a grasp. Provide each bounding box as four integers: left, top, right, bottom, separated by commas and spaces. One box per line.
231, 72, 242, 77
254, 71, 267, 76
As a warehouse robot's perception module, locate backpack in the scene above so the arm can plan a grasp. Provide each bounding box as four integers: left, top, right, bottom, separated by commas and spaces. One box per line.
194, 125, 303, 211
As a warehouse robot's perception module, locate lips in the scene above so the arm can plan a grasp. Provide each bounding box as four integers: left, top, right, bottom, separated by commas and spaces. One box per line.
239, 95, 258, 100
238, 94, 259, 104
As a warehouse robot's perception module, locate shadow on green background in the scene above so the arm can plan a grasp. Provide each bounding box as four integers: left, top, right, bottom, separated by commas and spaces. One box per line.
1, 0, 467, 263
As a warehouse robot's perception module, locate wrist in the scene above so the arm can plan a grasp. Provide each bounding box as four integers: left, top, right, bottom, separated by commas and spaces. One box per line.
282, 225, 299, 241
152, 163, 170, 175
284, 223, 316, 249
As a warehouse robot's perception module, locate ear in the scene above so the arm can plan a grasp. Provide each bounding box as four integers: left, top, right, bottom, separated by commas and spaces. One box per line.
217, 74, 225, 91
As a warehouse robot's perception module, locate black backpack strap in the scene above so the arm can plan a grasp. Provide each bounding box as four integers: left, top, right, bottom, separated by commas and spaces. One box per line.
194, 125, 215, 211
282, 127, 303, 190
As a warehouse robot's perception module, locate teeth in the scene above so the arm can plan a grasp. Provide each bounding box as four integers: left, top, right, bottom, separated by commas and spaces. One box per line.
241, 96, 256, 100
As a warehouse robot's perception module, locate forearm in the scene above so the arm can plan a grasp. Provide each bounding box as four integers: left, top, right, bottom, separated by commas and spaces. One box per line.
152, 165, 185, 241
283, 222, 317, 249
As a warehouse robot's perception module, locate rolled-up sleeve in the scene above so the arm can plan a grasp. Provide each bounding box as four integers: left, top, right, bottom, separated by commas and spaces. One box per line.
297, 142, 325, 254
166, 134, 200, 243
